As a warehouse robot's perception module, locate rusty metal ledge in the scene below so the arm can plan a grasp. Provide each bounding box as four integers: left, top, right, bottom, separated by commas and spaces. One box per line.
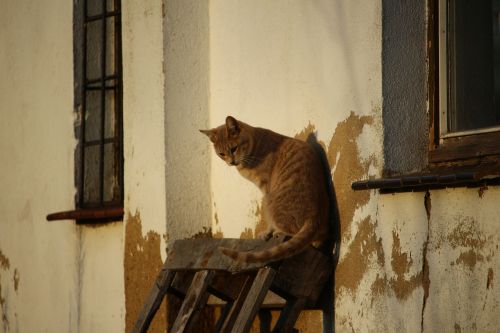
352, 170, 500, 193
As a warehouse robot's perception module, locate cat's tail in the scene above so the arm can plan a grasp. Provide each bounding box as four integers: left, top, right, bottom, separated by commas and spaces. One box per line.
219, 221, 316, 263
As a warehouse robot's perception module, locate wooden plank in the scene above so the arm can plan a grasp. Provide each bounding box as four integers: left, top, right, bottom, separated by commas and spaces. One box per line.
170, 270, 215, 333
218, 275, 255, 333
232, 267, 277, 333
170, 271, 194, 296
165, 238, 285, 273
271, 298, 306, 333
132, 266, 175, 333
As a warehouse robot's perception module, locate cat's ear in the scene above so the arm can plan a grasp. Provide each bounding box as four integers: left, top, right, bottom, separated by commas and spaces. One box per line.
225, 116, 240, 138
199, 129, 216, 142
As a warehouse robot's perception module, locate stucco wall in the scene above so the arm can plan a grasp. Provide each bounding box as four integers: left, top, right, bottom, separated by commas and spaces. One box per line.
122, 0, 168, 332
382, 0, 428, 175
0, 1, 79, 331
209, 0, 383, 239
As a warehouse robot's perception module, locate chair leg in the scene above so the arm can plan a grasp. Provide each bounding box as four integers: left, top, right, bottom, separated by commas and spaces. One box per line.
217, 274, 254, 333
170, 270, 215, 333
231, 267, 277, 333
271, 297, 306, 333
132, 267, 175, 333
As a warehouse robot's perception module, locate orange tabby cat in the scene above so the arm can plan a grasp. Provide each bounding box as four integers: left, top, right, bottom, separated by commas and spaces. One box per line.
200, 116, 330, 263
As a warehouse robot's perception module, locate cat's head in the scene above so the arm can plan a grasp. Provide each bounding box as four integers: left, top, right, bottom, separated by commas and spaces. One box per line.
200, 116, 251, 167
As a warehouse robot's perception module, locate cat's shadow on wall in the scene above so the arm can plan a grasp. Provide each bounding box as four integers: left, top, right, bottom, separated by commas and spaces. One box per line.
306, 132, 340, 331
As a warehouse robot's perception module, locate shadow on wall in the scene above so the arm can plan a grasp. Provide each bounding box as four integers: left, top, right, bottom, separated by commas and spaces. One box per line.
307, 132, 341, 332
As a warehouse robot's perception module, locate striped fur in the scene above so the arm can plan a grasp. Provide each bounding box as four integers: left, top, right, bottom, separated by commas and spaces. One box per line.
200, 116, 330, 263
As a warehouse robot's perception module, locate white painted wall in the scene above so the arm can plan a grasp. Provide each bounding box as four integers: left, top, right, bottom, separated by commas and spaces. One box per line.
122, 0, 167, 250
209, 0, 383, 238
0, 1, 79, 331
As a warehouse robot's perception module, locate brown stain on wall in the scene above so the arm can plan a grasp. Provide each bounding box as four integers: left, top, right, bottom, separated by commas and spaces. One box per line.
124, 211, 166, 333
0, 250, 10, 270
0, 249, 11, 331
240, 228, 254, 239
389, 231, 423, 300
447, 217, 489, 270
329, 112, 374, 242
487, 268, 494, 289
12, 269, 19, 292
336, 217, 384, 294
292, 113, 381, 298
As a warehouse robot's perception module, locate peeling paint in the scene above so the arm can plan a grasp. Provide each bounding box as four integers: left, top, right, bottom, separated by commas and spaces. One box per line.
240, 228, 254, 239
328, 112, 375, 244
0, 249, 11, 331
0, 283, 8, 333
447, 217, 486, 250
336, 217, 384, 294
13, 269, 19, 292
0, 250, 10, 270
389, 231, 422, 300
124, 211, 166, 333
487, 268, 494, 289
446, 217, 490, 270
292, 114, 379, 299
478, 185, 487, 198
190, 226, 214, 239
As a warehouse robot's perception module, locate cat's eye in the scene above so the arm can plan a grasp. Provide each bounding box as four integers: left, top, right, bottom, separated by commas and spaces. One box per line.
230, 146, 238, 154
219, 152, 225, 157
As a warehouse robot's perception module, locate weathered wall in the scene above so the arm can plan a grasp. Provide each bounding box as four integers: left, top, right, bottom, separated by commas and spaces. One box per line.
209, 0, 383, 239
202, 1, 500, 332
207, 1, 385, 332
424, 187, 500, 332
163, 0, 212, 240
0, 0, 79, 331
122, 0, 168, 332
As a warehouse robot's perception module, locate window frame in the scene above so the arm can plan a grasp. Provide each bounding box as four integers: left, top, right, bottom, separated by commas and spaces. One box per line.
47, 0, 124, 223
429, 0, 500, 167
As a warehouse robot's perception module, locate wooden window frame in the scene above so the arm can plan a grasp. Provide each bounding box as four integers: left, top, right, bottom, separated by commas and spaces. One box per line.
429, 0, 500, 168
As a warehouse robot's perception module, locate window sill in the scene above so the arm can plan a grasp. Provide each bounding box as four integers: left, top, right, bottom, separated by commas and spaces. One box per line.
46, 207, 123, 224
351, 167, 500, 194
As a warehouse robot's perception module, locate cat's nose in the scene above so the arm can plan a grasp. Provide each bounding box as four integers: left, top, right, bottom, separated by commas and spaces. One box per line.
230, 161, 237, 166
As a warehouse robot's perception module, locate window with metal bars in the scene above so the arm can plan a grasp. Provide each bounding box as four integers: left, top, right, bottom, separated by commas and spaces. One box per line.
78, 0, 123, 209
47, 0, 123, 222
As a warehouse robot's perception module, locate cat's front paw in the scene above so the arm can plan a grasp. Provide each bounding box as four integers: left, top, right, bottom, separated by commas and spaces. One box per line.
272, 231, 285, 239
258, 230, 273, 241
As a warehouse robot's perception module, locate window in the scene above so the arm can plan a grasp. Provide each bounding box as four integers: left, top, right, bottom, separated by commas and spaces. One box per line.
351, 1, 500, 192
430, 0, 500, 165
47, 0, 123, 222
78, 0, 123, 208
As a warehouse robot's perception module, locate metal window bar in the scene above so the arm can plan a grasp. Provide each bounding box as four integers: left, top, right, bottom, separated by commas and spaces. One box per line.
79, 0, 123, 208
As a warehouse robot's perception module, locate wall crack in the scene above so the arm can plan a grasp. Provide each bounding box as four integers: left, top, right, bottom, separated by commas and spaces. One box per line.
421, 191, 431, 332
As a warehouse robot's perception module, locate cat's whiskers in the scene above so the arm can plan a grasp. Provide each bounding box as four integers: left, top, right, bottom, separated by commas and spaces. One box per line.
241, 155, 263, 167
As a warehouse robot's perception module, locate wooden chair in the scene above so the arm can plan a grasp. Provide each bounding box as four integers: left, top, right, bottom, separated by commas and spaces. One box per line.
133, 237, 333, 333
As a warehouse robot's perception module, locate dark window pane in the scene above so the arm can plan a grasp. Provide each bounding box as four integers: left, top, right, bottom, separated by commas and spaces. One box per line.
103, 143, 118, 202
448, 0, 500, 132
87, 0, 103, 17
106, 17, 116, 77
85, 91, 102, 142
86, 20, 103, 80
105, 90, 116, 139
84, 145, 100, 204
107, 0, 115, 12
